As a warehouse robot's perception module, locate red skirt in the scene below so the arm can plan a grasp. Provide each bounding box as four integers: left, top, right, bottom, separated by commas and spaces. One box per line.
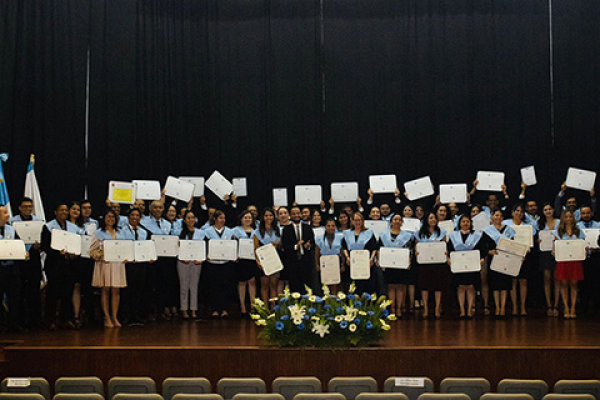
555, 261, 584, 281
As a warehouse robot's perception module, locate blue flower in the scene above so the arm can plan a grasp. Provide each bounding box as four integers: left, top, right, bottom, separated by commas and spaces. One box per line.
281, 315, 289, 320
298, 323, 305, 330
275, 321, 284, 330
383, 309, 390, 317
367, 311, 375, 316
280, 297, 288, 303
366, 321, 373, 329
324, 304, 331, 310
354, 318, 361, 325
354, 301, 363, 307
364, 293, 372, 301
315, 296, 323, 303
302, 295, 309, 299
340, 321, 349, 329
308, 307, 316, 314
273, 305, 280, 311
327, 316, 334, 321
336, 307, 345, 314
348, 294, 355, 300
303, 315, 309, 320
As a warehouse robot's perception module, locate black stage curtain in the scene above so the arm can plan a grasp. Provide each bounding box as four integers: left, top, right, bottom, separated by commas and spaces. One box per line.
0, 0, 89, 211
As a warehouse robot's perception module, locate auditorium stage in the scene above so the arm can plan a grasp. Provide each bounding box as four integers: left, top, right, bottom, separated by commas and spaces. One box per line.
1, 315, 600, 389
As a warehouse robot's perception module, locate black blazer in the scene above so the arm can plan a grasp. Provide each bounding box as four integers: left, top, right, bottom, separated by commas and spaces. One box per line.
282, 222, 315, 258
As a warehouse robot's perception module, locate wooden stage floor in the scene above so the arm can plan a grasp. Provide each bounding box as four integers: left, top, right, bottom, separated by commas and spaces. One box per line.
2, 315, 600, 389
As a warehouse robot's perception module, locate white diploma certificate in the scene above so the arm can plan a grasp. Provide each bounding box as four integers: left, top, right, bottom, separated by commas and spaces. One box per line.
497, 238, 529, 258
402, 218, 421, 232
364, 220, 389, 239
439, 184, 468, 204
179, 177, 205, 197
208, 239, 238, 261
164, 176, 195, 202
539, 230, 556, 252
331, 182, 359, 202
80, 236, 92, 259
255, 244, 283, 276
12, 221, 45, 244
520, 166, 537, 186
438, 220, 455, 238
416, 242, 447, 264
178, 240, 206, 261
84, 222, 97, 236
0, 240, 27, 260
312, 227, 325, 238
104, 240, 135, 262
273, 188, 288, 207
320, 255, 341, 285
472, 212, 490, 232
232, 177, 248, 197
350, 249, 371, 280
369, 174, 397, 194
295, 185, 322, 205
476, 171, 505, 192
490, 252, 523, 277
152, 235, 179, 257
379, 247, 410, 269
134, 240, 157, 262
238, 238, 255, 260
205, 171, 234, 200
133, 180, 162, 200
450, 250, 481, 273
566, 167, 596, 191
108, 181, 135, 204
404, 176, 434, 201
51, 230, 82, 255
555, 239, 586, 262
512, 224, 534, 247
583, 229, 600, 250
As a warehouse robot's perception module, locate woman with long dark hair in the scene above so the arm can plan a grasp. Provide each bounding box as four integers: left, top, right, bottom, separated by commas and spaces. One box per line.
177, 210, 204, 320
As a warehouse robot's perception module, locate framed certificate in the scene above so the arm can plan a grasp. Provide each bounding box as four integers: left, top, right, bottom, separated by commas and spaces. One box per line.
566, 167, 596, 192
255, 244, 283, 276
295, 185, 322, 205
369, 174, 397, 194
476, 171, 505, 192
232, 177, 248, 197
555, 239, 586, 262
272, 188, 288, 207
404, 176, 434, 201
583, 228, 600, 250
438, 220, 455, 238
50, 230, 82, 255
205, 170, 234, 200
331, 182, 359, 203
238, 238, 255, 260
402, 218, 421, 232
439, 184, 468, 204
133, 180, 162, 200
179, 176, 205, 197
80, 236, 92, 259
364, 220, 389, 240
539, 230, 555, 252
134, 240, 157, 262
490, 252, 523, 277
472, 212, 490, 232
379, 247, 410, 269
350, 249, 371, 280
12, 221, 45, 244
104, 240, 135, 262
152, 235, 179, 257
320, 255, 341, 285
0, 240, 27, 260
520, 166, 537, 186
108, 181, 135, 204
497, 238, 528, 258
208, 239, 238, 261
450, 250, 481, 273
164, 176, 195, 202
416, 242, 447, 264
512, 224, 534, 247
178, 240, 206, 261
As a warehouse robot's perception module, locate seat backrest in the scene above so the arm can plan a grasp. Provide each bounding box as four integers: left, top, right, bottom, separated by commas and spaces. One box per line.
172, 395, 223, 400
1, 378, 51, 400
55, 378, 105, 396
273, 377, 322, 400
554, 381, 600, 400
293, 394, 347, 400
543, 395, 596, 400
53, 394, 105, 400
328, 377, 378, 400
108, 378, 157, 400
0, 394, 47, 400
383, 378, 435, 400
497, 380, 549, 400
356, 393, 410, 400
417, 394, 471, 400
480, 393, 534, 400
440, 378, 491, 400
215, 379, 266, 400
231, 394, 285, 400
112, 395, 163, 400
162, 379, 211, 400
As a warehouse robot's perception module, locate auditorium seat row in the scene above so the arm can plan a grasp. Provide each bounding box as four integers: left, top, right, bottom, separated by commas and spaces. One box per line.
1, 377, 599, 400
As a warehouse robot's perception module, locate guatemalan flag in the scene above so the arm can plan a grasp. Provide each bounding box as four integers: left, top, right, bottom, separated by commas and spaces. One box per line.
0, 153, 12, 219
24, 154, 45, 221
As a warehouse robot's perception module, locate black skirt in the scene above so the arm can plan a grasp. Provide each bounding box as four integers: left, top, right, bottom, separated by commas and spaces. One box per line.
235, 259, 258, 282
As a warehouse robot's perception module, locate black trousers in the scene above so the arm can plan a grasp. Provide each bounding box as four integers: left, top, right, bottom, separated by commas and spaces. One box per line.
581, 253, 600, 313
122, 262, 147, 322
205, 261, 234, 312
44, 260, 73, 324
286, 256, 314, 294
157, 258, 179, 310
20, 257, 42, 327
0, 262, 21, 329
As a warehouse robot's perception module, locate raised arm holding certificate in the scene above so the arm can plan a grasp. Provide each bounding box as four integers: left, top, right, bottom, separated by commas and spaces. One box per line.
295, 185, 322, 205
521, 166, 537, 186
12, 221, 45, 244
369, 174, 397, 194
476, 171, 505, 192
205, 171, 233, 200
566, 167, 596, 191
273, 188, 288, 207
331, 182, 359, 202
164, 176, 195, 202
379, 247, 410, 269
404, 176, 434, 201
255, 244, 283, 276
0, 240, 27, 260
350, 250, 371, 280
178, 240, 206, 261
439, 184, 468, 204
555, 240, 586, 262
416, 242, 447, 264
179, 176, 205, 197
320, 255, 341, 285
108, 181, 135, 204
133, 180, 162, 200
104, 240, 135, 262
208, 239, 238, 261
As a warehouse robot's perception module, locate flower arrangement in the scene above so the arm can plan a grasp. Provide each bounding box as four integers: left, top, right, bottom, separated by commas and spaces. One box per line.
252, 283, 396, 347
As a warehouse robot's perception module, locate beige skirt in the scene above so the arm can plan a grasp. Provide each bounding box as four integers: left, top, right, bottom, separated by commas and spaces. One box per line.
92, 261, 127, 288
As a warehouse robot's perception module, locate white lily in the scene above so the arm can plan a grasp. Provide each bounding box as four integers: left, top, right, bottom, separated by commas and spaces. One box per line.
311, 321, 330, 338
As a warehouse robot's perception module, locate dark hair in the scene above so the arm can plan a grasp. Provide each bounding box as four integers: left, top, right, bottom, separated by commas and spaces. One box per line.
457, 214, 473, 233
19, 197, 33, 206
418, 212, 441, 238
127, 207, 142, 217
258, 208, 280, 238
237, 209, 256, 229
470, 203, 482, 213
53, 202, 68, 211
537, 201, 555, 230
179, 210, 197, 239
164, 204, 177, 222
511, 202, 525, 218
99, 209, 120, 231
402, 204, 415, 215
210, 210, 226, 226
434, 203, 449, 221
336, 209, 352, 230
69, 201, 85, 228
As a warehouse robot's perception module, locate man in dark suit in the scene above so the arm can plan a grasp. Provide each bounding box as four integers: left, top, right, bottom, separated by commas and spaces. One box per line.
282, 207, 315, 293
